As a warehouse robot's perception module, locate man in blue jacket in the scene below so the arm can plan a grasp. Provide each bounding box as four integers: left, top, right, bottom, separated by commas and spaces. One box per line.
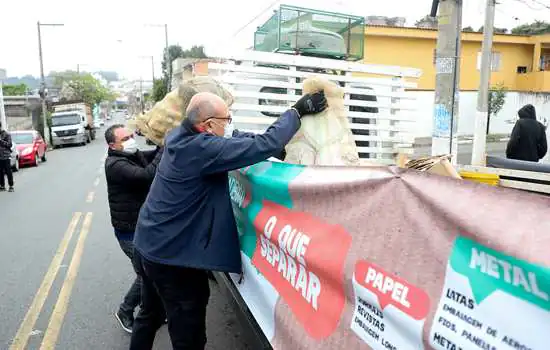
130, 90, 326, 349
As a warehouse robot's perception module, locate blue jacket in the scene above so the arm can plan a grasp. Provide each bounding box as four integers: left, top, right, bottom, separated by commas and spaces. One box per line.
133, 109, 301, 273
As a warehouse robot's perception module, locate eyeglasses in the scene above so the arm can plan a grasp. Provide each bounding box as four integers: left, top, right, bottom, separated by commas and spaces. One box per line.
208, 116, 232, 124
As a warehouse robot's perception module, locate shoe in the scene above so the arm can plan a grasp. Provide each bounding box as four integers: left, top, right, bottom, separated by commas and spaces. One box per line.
0, 187, 5, 192
8, 187, 14, 192
115, 310, 133, 334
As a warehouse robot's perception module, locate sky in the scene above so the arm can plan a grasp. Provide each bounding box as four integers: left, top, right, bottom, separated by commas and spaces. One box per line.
0, 0, 547, 80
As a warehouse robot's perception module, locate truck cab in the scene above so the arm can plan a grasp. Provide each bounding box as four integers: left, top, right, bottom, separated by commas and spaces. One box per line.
51, 111, 91, 147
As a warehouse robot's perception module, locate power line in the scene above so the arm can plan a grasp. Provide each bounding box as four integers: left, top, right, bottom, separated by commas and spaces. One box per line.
528, 0, 550, 10
231, 0, 281, 38
512, 0, 550, 10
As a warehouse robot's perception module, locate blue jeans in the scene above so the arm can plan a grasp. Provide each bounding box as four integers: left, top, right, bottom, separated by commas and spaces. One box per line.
118, 239, 141, 316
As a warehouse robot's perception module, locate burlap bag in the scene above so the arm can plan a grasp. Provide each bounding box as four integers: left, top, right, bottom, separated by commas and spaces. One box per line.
134, 76, 234, 145
284, 76, 360, 166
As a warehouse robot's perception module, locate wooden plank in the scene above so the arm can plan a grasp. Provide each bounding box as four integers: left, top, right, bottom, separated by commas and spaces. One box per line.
209, 63, 418, 89
214, 75, 416, 100
212, 50, 422, 78
499, 179, 550, 194
460, 165, 550, 182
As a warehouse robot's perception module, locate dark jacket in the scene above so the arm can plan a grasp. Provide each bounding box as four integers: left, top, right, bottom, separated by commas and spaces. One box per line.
506, 104, 547, 162
134, 109, 301, 273
105, 147, 163, 234
0, 130, 12, 160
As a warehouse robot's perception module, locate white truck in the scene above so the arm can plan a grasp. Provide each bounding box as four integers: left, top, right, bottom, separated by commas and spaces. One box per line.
50, 102, 96, 147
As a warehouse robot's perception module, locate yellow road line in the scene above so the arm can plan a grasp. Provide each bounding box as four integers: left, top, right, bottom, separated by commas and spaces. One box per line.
9, 212, 82, 350
86, 191, 95, 203
40, 212, 93, 350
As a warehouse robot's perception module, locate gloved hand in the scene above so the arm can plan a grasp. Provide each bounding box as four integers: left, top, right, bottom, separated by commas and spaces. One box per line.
292, 91, 328, 117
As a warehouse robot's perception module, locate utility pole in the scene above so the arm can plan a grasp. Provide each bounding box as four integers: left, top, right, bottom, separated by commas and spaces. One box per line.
0, 69, 7, 131
471, 0, 496, 166
37, 21, 49, 145
37, 21, 63, 146
432, 0, 463, 164
164, 24, 170, 92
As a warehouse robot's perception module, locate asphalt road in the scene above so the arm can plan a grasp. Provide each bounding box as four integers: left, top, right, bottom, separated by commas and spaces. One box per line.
0, 119, 251, 349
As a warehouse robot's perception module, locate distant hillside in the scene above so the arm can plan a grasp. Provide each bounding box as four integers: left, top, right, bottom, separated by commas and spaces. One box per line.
5, 71, 119, 90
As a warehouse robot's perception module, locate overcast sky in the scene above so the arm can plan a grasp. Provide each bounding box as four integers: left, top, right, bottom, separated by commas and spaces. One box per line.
0, 0, 546, 80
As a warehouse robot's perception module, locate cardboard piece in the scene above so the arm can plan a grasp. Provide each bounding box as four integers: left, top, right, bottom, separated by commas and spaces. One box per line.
401, 154, 462, 179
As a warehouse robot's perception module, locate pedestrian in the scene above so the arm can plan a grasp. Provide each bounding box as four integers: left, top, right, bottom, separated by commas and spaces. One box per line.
104, 124, 164, 334
0, 122, 14, 192
130, 91, 327, 350
506, 104, 548, 162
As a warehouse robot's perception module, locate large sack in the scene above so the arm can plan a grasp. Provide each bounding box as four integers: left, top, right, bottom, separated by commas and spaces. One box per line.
284, 76, 360, 166
135, 76, 234, 145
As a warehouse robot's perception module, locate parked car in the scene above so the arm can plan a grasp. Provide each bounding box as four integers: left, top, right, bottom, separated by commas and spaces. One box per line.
10, 141, 19, 172
11, 130, 47, 167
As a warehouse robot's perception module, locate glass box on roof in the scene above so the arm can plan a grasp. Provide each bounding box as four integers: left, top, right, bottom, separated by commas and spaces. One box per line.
254, 5, 365, 61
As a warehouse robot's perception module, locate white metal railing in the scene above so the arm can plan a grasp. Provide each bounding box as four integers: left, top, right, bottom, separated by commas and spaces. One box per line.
208, 50, 422, 162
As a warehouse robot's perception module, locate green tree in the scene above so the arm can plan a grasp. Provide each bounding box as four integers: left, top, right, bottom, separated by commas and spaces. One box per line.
54, 72, 116, 105
415, 15, 437, 28
478, 26, 508, 34
511, 21, 550, 35
2, 83, 28, 96
487, 83, 507, 135
151, 78, 168, 102
462, 26, 475, 32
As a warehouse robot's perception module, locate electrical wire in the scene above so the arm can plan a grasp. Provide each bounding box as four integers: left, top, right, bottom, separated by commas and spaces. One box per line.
528, 0, 550, 10
511, 0, 550, 10
231, 0, 282, 38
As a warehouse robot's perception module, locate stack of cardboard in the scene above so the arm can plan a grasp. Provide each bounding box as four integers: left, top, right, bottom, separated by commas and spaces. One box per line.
399, 154, 462, 179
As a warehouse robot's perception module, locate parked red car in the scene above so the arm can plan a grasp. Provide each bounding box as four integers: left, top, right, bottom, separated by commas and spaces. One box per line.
11, 130, 47, 167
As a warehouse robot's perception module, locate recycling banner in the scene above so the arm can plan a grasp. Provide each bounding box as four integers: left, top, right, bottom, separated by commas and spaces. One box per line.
228, 161, 550, 350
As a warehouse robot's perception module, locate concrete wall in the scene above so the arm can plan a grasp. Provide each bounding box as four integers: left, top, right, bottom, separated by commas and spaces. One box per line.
405, 91, 550, 138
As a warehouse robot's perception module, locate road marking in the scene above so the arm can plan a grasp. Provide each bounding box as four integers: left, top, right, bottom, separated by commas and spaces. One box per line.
9, 213, 82, 350
93, 178, 100, 187
86, 191, 95, 203
39, 212, 93, 350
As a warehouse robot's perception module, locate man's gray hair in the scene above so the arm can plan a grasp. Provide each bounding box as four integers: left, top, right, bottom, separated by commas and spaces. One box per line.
186, 100, 215, 125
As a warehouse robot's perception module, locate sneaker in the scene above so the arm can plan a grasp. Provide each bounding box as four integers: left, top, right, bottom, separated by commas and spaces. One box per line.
0, 187, 5, 192
115, 310, 133, 334
8, 187, 14, 192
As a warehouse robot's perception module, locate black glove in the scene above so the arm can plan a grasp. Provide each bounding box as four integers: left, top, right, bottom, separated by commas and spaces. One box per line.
292, 91, 328, 117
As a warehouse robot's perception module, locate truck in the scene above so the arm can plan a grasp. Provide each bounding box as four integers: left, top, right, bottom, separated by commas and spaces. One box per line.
50, 101, 96, 147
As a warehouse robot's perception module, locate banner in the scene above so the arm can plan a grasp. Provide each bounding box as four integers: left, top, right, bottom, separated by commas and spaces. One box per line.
228, 161, 550, 350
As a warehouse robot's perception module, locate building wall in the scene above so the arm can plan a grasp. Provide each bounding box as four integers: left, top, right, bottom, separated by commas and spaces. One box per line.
363, 26, 540, 91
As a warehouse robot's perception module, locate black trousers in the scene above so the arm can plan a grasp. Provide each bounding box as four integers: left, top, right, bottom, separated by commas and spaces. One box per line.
130, 250, 210, 350
0, 159, 13, 188
118, 239, 141, 315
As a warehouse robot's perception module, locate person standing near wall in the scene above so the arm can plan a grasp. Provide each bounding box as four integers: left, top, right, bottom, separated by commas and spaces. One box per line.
0, 121, 14, 192
506, 104, 548, 162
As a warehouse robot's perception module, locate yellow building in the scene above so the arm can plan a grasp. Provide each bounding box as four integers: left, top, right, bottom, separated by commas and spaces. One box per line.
363, 26, 550, 92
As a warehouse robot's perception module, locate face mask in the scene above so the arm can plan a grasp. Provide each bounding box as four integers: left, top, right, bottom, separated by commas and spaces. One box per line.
223, 122, 235, 139
122, 138, 138, 154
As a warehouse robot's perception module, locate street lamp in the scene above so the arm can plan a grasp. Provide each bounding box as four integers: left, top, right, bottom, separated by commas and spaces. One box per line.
144, 24, 170, 91
37, 21, 64, 146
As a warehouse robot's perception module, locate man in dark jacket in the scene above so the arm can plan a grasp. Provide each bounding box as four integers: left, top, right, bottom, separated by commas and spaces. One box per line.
130, 91, 327, 349
506, 104, 547, 162
0, 122, 14, 192
104, 124, 163, 333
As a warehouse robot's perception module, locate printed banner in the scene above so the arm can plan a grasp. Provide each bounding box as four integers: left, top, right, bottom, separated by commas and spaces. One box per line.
228, 161, 550, 349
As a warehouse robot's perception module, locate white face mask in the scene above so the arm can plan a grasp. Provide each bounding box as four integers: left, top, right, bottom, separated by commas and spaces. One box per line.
122, 138, 138, 154
224, 122, 235, 139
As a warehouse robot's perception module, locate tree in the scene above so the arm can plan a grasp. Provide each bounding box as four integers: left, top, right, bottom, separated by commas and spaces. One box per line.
512, 21, 550, 35
415, 15, 437, 29
54, 72, 116, 106
487, 83, 507, 135
478, 26, 508, 34
462, 26, 475, 32
151, 78, 168, 103
2, 83, 28, 96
